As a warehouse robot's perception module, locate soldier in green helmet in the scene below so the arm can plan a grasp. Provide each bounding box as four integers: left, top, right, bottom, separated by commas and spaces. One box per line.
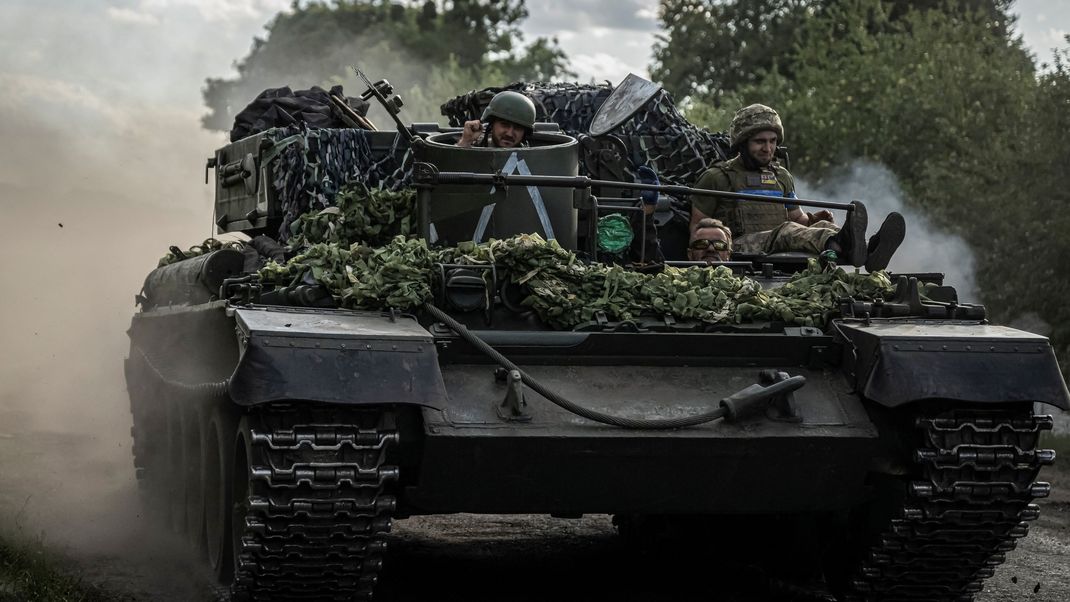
457, 90, 536, 149
691, 103, 906, 271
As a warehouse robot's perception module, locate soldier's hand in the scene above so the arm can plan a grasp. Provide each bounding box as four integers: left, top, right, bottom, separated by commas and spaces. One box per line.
458, 120, 482, 147
811, 209, 835, 224
635, 166, 660, 206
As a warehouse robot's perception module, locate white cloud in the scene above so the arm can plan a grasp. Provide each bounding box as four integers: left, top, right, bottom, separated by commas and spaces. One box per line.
1013, 0, 1070, 62
106, 6, 159, 26
0, 73, 127, 127
524, 0, 658, 34
1041, 27, 1069, 46
636, 7, 658, 20
121, 0, 290, 24
569, 52, 638, 85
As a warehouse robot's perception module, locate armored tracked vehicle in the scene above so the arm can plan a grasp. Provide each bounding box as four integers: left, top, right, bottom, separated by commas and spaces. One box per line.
125, 75, 1067, 601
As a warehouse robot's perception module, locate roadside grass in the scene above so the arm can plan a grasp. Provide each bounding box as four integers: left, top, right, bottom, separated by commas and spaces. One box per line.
1041, 431, 1070, 495
0, 535, 124, 602
1041, 431, 1070, 464
1044, 434, 1070, 481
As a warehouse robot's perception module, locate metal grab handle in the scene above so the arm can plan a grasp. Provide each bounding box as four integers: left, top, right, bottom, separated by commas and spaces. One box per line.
414, 163, 857, 212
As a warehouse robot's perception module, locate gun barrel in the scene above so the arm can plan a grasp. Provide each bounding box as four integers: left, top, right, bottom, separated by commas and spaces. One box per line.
422, 167, 856, 212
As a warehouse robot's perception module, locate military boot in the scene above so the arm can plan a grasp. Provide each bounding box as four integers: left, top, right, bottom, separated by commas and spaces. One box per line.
826, 201, 868, 267
864, 212, 906, 272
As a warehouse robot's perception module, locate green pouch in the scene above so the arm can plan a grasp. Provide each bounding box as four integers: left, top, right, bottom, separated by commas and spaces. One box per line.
597, 213, 634, 254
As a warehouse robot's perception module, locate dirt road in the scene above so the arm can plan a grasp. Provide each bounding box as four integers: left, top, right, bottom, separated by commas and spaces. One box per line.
377, 496, 1070, 602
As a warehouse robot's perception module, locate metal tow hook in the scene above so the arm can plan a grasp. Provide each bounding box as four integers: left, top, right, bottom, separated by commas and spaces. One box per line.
719, 372, 807, 423
495, 367, 532, 422
759, 370, 804, 423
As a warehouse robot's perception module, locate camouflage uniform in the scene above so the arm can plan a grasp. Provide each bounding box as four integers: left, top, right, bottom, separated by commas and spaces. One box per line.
736, 220, 838, 255
692, 103, 839, 256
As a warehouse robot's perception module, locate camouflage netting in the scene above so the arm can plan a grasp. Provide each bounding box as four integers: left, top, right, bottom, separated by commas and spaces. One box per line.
260, 234, 894, 330
441, 82, 732, 185
241, 81, 728, 248
441, 82, 613, 137
253, 183, 895, 330
269, 83, 613, 241
262, 125, 413, 241
286, 184, 417, 248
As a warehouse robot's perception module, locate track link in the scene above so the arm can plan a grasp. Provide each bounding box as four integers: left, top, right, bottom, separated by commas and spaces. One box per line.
847, 407, 1055, 602
232, 405, 399, 601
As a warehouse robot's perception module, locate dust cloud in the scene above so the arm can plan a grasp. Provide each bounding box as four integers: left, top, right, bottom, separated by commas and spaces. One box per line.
796, 160, 980, 302
205, 35, 472, 130
0, 64, 221, 599
0, 3, 465, 595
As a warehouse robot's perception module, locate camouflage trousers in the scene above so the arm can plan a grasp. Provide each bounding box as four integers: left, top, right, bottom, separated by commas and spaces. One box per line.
734, 220, 838, 255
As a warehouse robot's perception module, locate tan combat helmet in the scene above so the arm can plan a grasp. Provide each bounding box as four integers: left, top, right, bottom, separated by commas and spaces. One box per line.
729, 103, 784, 149
481, 91, 537, 129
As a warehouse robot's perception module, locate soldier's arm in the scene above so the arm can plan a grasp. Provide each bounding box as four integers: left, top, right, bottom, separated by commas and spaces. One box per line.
690, 169, 726, 233
777, 168, 811, 225
457, 120, 482, 147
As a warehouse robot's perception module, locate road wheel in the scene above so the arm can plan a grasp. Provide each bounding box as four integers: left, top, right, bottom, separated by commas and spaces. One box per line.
204, 405, 236, 582
166, 397, 187, 535
127, 354, 168, 522
184, 403, 206, 551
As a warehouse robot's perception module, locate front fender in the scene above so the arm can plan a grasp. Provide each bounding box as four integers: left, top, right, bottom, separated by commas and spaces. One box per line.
838, 320, 1070, 410
227, 305, 447, 408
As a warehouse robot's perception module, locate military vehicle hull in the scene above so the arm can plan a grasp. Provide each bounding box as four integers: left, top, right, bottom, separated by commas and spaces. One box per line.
126, 293, 1066, 601
125, 78, 1068, 601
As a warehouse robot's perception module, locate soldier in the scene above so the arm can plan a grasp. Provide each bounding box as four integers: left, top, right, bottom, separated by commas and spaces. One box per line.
690, 104, 905, 271
688, 218, 732, 262
457, 91, 536, 149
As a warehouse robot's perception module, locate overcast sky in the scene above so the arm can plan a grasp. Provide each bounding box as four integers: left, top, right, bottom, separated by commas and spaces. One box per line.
1, 1, 1064, 108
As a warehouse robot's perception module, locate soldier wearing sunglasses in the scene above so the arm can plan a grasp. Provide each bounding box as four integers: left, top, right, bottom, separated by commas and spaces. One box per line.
688, 218, 732, 262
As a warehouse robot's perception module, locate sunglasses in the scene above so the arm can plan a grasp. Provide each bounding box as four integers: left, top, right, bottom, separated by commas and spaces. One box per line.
689, 239, 731, 252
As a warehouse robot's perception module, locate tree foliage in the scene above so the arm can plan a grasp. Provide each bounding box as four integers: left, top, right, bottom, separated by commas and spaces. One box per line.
660, 0, 1070, 369
653, 0, 1015, 102
651, 0, 824, 102
202, 0, 572, 129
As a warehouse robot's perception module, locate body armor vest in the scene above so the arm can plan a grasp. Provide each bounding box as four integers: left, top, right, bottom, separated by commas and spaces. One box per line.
706, 157, 792, 236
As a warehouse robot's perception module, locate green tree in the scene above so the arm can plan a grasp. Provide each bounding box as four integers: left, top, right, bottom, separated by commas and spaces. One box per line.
652, 0, 1016, 105
651, 0, 824, 102
984, 40, 1070, 354
202, 0, 572, 130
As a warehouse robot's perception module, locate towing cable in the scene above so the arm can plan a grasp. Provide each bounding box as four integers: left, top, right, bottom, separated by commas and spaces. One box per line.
424, 303, 806, 430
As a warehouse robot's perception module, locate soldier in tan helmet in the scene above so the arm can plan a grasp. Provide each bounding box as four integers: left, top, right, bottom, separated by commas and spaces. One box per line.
691, 104, 905, 271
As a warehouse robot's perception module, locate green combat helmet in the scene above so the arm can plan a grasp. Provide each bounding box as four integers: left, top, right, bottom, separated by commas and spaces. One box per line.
729, 103, 784, 149
481, 90, 537, 129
